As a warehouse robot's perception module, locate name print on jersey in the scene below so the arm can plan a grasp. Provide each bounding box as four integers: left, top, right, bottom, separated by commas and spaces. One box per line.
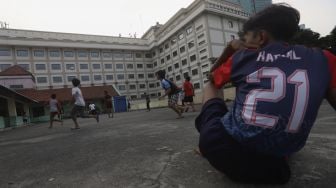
256, 50, 302, 63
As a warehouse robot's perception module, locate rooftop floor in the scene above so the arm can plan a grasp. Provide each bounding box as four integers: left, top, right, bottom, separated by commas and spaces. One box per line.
0, 102, 335, 188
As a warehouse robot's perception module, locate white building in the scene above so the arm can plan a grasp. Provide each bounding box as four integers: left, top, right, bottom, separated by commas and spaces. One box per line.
0, 0, 249, 101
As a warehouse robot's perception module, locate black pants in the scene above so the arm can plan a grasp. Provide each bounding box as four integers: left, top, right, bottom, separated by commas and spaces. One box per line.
146, 102, 150, 111
195, 98, 290, 184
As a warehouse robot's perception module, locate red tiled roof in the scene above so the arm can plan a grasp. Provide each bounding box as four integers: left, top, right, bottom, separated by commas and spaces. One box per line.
17, 85, 119, 103
0, 65, 34, 77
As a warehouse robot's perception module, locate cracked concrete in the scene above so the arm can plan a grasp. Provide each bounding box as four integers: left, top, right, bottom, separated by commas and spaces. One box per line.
0, 102, 335, 188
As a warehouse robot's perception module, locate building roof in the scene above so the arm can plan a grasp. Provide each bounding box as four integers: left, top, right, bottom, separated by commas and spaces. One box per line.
17, 85, 119, 103
0, 65, 34, 77
0, 85, 38, 103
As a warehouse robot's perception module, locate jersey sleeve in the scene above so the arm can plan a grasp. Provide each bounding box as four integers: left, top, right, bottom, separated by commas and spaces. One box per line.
211, 56, 233, 89
323, 50, 336, 89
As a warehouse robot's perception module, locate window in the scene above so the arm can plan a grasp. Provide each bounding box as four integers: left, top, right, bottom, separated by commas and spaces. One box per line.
198, 40, 206, 46
178, 33, 184, 40
139, 84, 146, 89
35, 64, 46, 70
127, 64, 134, 69
168, 66, 172, 72
183, 72, 189, 79
150, 93, 157, 97
37, 77, 47, 83
67, 76, 76, 82
135, 53, 142, 58
202, 64, 209, 69
138, 74, 145, 79
116, 64, 124, 69
194, 83, 201, 89
152, 51, 156, 57
197, 33, 205, 39
0, 64, 11, 70
128, 74, 135, 79
174, 63, 180, 69
117, 74, 125, 80
149, 83, 155, 88
201, 56, 208, 60
17, 50, 28, 57
146, 64, 153, 69
103, 52, 111, 58
80, 64, 88, 69
192, 68, 199, 76
172, 51, 178, 57
153, 61, 157, 67
186, 26, 193, 35
51, 64, 61, 70
124, 53, 132, 59
228, 21, 233, 28
33, 50, 44, 57
148, 73, 154, 79
81, 75, 90, 81
64, 51, 74, 57
159, 48, 163, 53
9, 85, 23, 89
94, 75, 102, 81
200, 49, 207, 54
105, 64, 113, 69
131, 95, 137, 99
190, 55, 197, 62
182, 59, 188, 66
196, 25, 203, 31
52, 76, 63, 83
161, 58, 164, 64
145, 53, 152, 58
18, 64, 30, 71
106, 75, 113, 80
165, 43, 169, 49
230, 35, 235, 40
91, 51, 99, 58
92, 64, 101, 69
49, 50, 60, 57
66, 64, 75, 70
166, 55, 171, 61
180, 46, 186, 53
129, 85, 136, 90
78, 51, 88, 57
137, 64, 143, 69
188, 41, 195, 49
118, 85, 126, 91
0, 49, 11, 56
113, 53, 123, 59
176, 75, 181, 81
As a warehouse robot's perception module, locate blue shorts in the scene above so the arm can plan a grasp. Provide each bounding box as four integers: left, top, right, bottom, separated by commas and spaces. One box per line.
195, 98, 290, 184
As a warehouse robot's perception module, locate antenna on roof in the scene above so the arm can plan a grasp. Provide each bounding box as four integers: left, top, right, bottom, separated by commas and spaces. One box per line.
0, 21, 9, 29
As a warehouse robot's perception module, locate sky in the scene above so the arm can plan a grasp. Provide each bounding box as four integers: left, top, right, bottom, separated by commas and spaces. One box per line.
0, 0, 335, 37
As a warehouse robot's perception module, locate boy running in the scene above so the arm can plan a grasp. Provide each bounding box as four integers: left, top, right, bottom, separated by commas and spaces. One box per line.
49, 94, 63, 128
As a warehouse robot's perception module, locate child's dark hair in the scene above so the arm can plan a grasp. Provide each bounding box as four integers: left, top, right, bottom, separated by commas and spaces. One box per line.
243, 4, 300, 41
185, 76, 191, 81
72, 78, 80, 87
51, 94, 56, 99
155, 70, 166, 79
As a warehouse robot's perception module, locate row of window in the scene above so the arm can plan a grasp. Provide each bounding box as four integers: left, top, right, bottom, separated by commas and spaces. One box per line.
0, 49, 152, 58
31, 62, 153, 71
158, 32, 206, 54
36, 73, 156, 84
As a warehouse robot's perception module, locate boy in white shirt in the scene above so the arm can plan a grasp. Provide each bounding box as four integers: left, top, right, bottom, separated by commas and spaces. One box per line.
71, 78, 99, 130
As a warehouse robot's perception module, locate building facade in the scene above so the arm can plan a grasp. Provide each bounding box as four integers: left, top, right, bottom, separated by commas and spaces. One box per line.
238, 0, 272, 14
0, 0, 249, 101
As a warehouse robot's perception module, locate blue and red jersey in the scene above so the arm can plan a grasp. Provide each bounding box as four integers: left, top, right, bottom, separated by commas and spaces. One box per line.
212, 42, 336, 156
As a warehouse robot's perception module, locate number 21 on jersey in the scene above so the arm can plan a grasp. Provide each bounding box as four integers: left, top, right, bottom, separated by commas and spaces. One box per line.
242, 67, 309, 133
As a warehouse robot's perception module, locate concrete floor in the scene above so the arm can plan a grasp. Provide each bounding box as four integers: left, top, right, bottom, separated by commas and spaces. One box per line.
0, 102, 335, 188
